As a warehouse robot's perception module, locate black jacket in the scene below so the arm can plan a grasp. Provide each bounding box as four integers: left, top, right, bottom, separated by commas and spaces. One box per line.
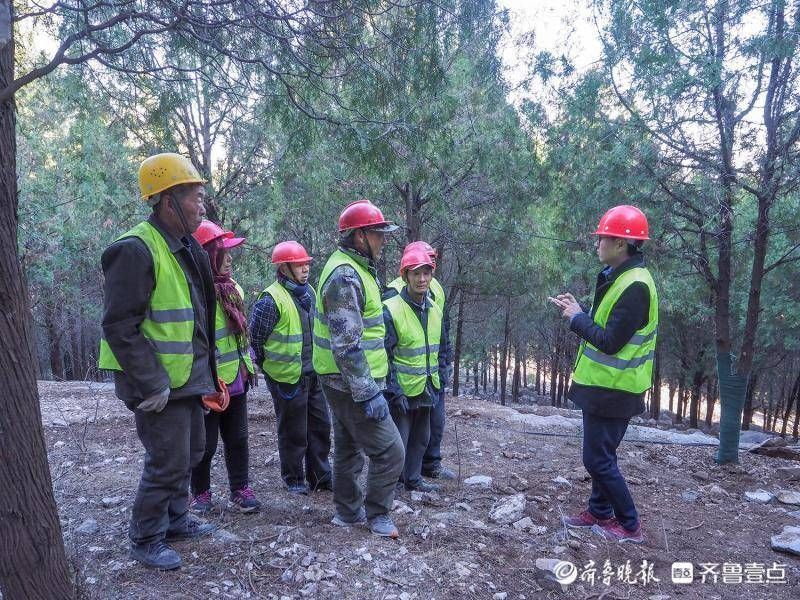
100, 215, 218, 410
567, 253, 652, 419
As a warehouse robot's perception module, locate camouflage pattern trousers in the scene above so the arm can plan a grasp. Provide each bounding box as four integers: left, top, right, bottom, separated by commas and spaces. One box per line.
320, 382, 404, 520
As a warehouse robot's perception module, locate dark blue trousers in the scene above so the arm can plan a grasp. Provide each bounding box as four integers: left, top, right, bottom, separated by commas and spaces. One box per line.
422, 391, 445, 473
581, 411, 639, 530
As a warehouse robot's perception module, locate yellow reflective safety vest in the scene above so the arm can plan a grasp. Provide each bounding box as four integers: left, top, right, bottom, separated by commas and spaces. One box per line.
214, 281, 255, 385
388, 276, 445, 313
257, 280, 313, 384
383, 293, 442, 397
98, 221, 194, 388
313, 249, 388, 378
572, 267, 658, 394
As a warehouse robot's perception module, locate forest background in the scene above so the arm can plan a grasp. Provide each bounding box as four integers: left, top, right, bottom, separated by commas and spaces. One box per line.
3, 0, 800, 595
17, 0, 800, 449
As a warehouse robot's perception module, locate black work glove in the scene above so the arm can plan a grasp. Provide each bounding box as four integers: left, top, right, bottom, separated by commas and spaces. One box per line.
362, 393, 389, 421
393, 395, 410, 415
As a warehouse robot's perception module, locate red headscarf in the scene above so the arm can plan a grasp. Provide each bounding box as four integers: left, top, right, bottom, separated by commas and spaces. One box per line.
204, 239, 248, 339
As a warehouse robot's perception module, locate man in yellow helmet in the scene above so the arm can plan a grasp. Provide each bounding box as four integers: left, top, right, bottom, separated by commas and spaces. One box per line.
98, 153, 218, 569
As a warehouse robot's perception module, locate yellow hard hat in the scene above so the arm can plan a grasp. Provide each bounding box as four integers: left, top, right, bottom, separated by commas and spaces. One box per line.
138, 153, 206, 199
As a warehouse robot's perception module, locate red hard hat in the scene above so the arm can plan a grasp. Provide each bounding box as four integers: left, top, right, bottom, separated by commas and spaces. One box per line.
193, 220, 246, 249
400, 247, 435, 276
594, 205, 649, 240
271, 241, 313, 264
338, 199, 399, 233
405, 240, 437, 258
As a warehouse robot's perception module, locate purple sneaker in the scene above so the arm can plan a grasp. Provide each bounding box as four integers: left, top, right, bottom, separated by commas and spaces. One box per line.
230, 486, 261, 513
190, 490, 214, 514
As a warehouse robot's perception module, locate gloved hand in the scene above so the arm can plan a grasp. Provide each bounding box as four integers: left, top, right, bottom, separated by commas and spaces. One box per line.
393, 395, 410, 415
138, 387, 170, 413
362, 393, 389, 421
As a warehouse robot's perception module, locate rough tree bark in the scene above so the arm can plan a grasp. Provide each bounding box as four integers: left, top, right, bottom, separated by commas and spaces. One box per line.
0, 4, 73, 595
451, 287, 464, 397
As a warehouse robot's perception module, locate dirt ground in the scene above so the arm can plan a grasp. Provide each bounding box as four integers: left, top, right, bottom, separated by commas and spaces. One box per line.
39, 380, 800, 600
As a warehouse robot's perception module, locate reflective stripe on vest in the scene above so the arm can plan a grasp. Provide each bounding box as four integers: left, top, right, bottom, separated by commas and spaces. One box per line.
312, 250, 388, 378
571, 267, 659, 394
215, 281, 255, 384
98, 221, 194, 388
383, 293, 442, 397
388, 276, 445, 313
258, 280, 311, 384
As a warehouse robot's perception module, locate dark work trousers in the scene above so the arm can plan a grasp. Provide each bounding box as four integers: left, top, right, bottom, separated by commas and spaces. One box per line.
269, 375, 332, 488
190, 391, 250, 496
422, 390, 445, 473
581, 411, 639, 530
129, 396, 205, 545
391, 405, 431, 488
321, 382, 404, 520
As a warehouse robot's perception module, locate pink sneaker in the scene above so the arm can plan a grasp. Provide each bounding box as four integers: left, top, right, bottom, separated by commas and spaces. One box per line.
591, 521, 645, 544
190, 490, 214, 514
562, 510, 614, 528
229, 486, 261, 513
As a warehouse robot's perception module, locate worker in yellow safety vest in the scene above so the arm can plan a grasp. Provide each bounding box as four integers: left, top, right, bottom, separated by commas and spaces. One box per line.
250, 241, 332, 496
188, 220, 262, 515
383, 246, 448, 493
383, 240, 455, 480
550, 205, 657, 545
98, 153, 218, 570
313, 199, 405, 539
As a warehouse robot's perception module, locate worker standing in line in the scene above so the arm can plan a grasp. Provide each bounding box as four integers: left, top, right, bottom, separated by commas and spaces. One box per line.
189, 220, 261, 514
313, 199, 405, 538
99, 153, 218, 570
250, 241, 332, 495
384, 241, 455, 481
383, 246, 446, 493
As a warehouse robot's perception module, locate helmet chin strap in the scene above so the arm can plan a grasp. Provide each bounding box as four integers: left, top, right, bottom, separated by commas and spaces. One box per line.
359, 228, 378, 264
283, 263, 301, 285
169, 193, 193, 237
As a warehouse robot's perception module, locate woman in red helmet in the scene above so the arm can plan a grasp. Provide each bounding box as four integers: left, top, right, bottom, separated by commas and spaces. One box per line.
189, 220, 261, 514
550, 205, 658, 544
249, 241, 332, 495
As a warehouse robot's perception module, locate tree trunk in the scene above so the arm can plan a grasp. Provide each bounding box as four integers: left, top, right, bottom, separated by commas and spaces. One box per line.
473, 362, 478, 394
705, 376, 718, 429
535, 360, 541, 394
668, 379, 676, 414
45, 305, 64, 380
650, 346, 661, 419
675, 378, 684, 424
482, 356, 487, 393
511, 345, 521, 404
451, 288, 464, 397
556, 366, 566, 407
522, 352, 527, 388
742, 372, 759, 431
493, 345, 498, 394
780, 370, 800, 437
0, 12, 73, 596
550, 354, 559, 407
499, 298, 511, 406
689, 369, 703, 429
